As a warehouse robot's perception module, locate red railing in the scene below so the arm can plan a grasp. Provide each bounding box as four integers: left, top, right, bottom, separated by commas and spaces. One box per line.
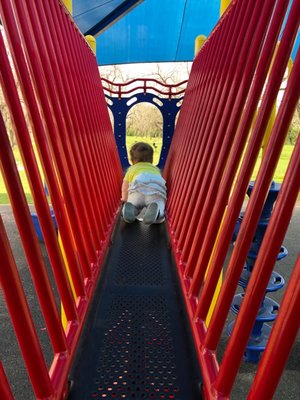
102, 77, 188, 99
0, 0, 122, 398
164, 0, 299, 398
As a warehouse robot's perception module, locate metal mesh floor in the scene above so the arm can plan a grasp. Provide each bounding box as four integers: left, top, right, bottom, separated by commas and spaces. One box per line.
68, 218, 202, 399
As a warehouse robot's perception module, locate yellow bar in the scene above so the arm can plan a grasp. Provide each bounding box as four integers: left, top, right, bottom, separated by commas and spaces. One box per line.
261, 105, 276, 157
62, 0, 72, 15
194, 35, 207, 57
85, 35, 97, 54
220, 0, 232, 16
59, 232, 77, 330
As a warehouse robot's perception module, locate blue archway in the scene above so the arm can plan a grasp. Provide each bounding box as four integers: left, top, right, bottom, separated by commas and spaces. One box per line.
103, 79, 185, 169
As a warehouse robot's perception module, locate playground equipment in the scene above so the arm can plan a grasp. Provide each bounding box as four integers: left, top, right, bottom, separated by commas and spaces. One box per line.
229, 182, 288, 363
102, 78, 187, 169
0, 0, 299, 399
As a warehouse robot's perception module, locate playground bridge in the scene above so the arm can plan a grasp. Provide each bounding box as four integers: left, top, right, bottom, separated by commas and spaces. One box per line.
0, 0, 299, 399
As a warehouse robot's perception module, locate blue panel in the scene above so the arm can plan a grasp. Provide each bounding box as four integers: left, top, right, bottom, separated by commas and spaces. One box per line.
73, 0, 298, 65
95, 0, 220, 65
176, 0, 220, 60
73, 1, 126, 34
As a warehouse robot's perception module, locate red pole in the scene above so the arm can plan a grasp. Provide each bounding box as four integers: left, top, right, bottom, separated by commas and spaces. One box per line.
79, 35, 121, 206
0, 217, 54, 398
33, 0, 103, 249
167, 29, 220, 215
56, 1, 117, 226
48, 0, 108, 238
0, 0, 86, 299
0, 31, 78, 324
188, 0, 287, 290
23, 0, 97, 260
0, 112, 67, 353
193, 0, 290, 318
248, 254, 300, 400
215, 131, 300, 396
182, 0, 272, 276
66, 15, 117, 210
205, 14, 300, 352
0, 363, 14, 400
167, 0, 241, 214
10, 0, 92, 278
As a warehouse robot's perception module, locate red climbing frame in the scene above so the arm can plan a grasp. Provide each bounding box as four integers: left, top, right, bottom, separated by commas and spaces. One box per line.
165, 0, 300, 398
0, 0, 299, 399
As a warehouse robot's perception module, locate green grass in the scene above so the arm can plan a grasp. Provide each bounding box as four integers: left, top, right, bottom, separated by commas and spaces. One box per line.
0, 142, 295, 205
251, 145, 294, 183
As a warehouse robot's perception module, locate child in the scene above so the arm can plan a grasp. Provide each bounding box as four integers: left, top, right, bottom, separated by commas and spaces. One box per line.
121, 142, 166, 225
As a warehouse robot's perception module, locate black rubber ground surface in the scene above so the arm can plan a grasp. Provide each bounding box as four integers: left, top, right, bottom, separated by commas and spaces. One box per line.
68, 217, 202, 400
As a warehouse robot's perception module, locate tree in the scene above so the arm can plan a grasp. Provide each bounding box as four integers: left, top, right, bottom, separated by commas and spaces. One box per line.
127, 103, 162, 138
0, 88, 16, 147
286, 101, 300, 145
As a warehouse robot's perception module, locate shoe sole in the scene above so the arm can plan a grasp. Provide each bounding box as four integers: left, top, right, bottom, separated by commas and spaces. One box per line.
143, 203, 159, 225
123, 203, 137, 223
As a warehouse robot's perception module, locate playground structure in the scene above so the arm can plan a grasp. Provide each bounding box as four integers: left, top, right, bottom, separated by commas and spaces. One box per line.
102, 77, 187, 170
0, 0, 299, 399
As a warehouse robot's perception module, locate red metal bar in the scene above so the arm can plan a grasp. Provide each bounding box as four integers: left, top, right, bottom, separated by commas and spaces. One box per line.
0, 112, 67, 353
51, 1, 107, 247
167, 2, 240, 232
0, 0, 86, 299
70, 30, 118, 216
167, 7, 231, 205
23, 0, 97, 260
53, 0, 113, 235
102, 76, 188, 90
186, 0, 280, 286
78, 34, 122, 205
0, 216, 54, 398
167, 33, 218, 208
103, 85, 186, 97
167, 28, 222, 213
0, 31, 78, 324
36, 0, 103, 248
181, 0, 269, 277
167, 0, 241, 209
248, 254, 300, 400
164, 0, 238, 186
204, 12, 300, 352
215, 130, 300, 396
193, 0, 290, 317
178, 0, 276, 258
0, 362, 14, 400
10, 0, 92, 278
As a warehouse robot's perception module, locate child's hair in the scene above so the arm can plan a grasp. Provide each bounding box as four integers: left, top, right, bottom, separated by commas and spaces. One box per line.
130, 142, 154, 163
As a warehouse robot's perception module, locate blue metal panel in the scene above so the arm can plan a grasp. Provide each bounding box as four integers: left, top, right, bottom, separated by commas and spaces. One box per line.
175, 0, 219, 60
106, 92, 182, 170
95, 0, 220, 64
73, 1, 125, 34
73, 0, 298, 65
74, 0, 144, 36
73, 0, 220, 65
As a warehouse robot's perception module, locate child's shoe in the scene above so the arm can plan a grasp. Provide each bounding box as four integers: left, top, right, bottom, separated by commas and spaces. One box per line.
143, 203, 159, 225
123, 202, 137, 223
154, 215, 165, 224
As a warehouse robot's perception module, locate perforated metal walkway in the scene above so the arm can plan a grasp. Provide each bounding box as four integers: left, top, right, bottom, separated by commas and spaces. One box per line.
68, 217, 202, 399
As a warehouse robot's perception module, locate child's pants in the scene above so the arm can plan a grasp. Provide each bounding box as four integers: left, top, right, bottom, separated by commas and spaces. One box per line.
127, 192, 165, 216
